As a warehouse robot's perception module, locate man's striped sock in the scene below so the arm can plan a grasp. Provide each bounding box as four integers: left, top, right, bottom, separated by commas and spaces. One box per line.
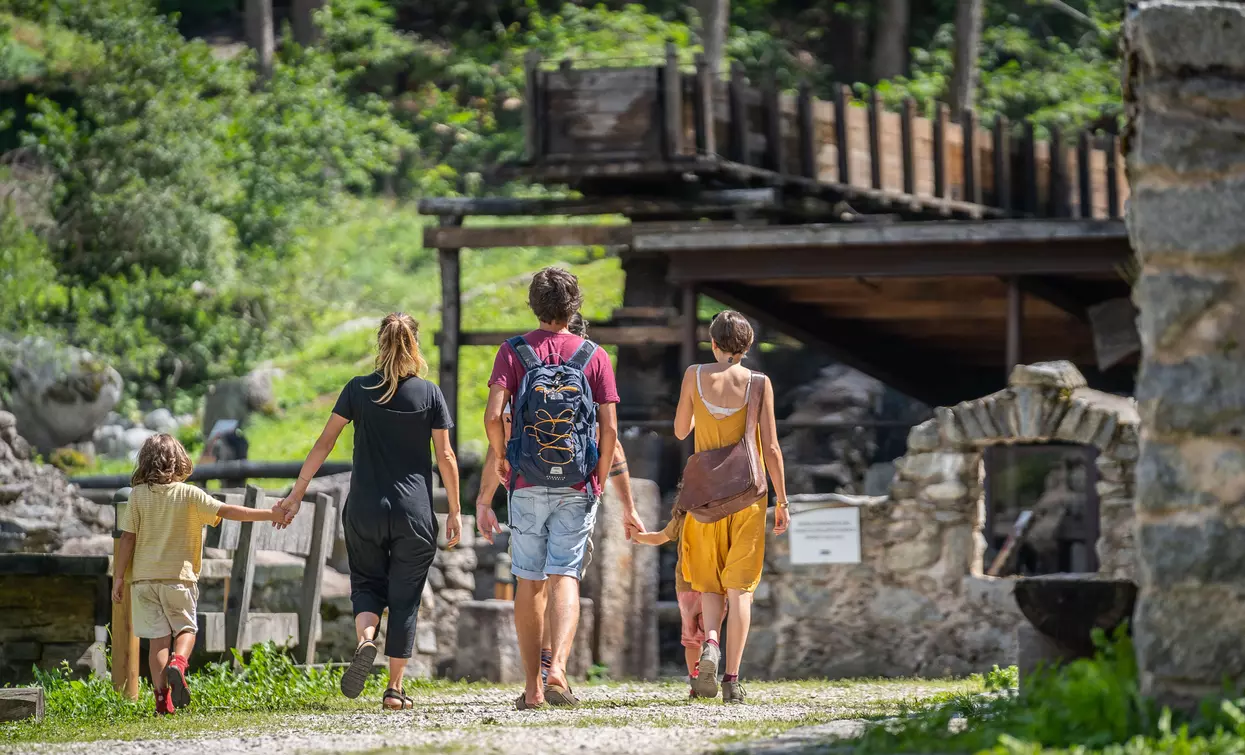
540, 648, 553, 683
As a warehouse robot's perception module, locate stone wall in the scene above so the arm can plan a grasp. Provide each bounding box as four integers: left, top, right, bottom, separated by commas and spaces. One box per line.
0, 556, 110, 684
746, 362, 1139, 678
1125, 0, 1245, 708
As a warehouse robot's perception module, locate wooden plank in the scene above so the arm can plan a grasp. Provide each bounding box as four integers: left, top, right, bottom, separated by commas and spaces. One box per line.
962, 109, 981, 204
993, 116, 1011, 211
417, 189, 780, 219
933, 103, 948, 199
439, 216, 463, 450
424, 223, 633, 250
834, 85, 851, 185
1049, 126, 1068, 217
443, 324, 711, 347
1078, 132, 1093, 218
868, 90, 883, 190
1022, 122, 1038, 215
224, 485, 261, 657
1106, 133, 1120, 218
110, 533, 139, 700
662, 43, 682, 160
523, 50, 541, 161
798, 84, 815, 178
200, 612, 298, 654
901, 98, 916, 195
298, 492, 333, 665
693, 54, 714, 155
543, 67, 662, 159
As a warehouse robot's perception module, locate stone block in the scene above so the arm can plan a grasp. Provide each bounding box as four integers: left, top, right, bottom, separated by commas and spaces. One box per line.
1134, 109, 1245, 195
1136, 438, 1245, 512
898, 452, 970, 485
1129, 180, 1245, 262
936, 406, 967, 447
906, 419, 941, 452
1129, 0, 1245, 75
1137, 272, 1236, 352
869, 587, 941, 624
884, 537, 941, 573
921, 480, 969, 505
1138, 355, 1245, 437
1134, 585, 1245, 683
452, 600, 524, 683
1139, 519, 1245, 588
1008, 361, 1087, 390
0, 688, 43, 723
1012, 387, 1048, 440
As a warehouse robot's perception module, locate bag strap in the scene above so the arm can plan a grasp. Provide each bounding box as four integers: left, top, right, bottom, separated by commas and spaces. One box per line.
507, 335, 542, 372
743, 371, 765, 435
567, 339, 598, 371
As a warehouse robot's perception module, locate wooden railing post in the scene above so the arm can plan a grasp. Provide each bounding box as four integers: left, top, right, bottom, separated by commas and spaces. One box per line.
1022, 121, 1038, 216
962, 108, 981, 204
110, 488, 139, 701
1106, 131, 1121, 219
762, 70, 784, 172
523, 50, 542, 162
1077, 131, 1093, 218
693, 53, 715, 156
438, 215, 463, 450
797, 82, 816, 178
728, 62, 747, 163
901, 98, 916, 195
834, 84, 851, 185
1049, 125, 1068, 217
933, 103, 949, 199
993, 115, 1011, 212
662, 42, 683, 160
868, 90, 883, 190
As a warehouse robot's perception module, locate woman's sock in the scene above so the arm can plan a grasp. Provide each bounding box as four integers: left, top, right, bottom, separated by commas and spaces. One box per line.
723, 673, 739, 682
706, 638, 719, 649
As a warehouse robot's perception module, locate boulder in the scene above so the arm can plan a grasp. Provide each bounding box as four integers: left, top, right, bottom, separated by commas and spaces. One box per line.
0, 337, 123, 453
142, 408, 178, 433
202, 367, 281, 433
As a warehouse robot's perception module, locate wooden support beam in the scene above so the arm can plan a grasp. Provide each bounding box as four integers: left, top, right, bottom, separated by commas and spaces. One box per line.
111, 529, 139, 700
693, 54, 715, 156
1077, 131, 1093, 219
438, 216, 463, 448
298, 493, 333, 665
993, 116, 1012, 212
1105, 133, 1120, 219
1007, 276, 1024, 377
933, 103, 949, 199
869, 90, 883, 190
439, 324, 712, 347
424, 222, 633, 250
1023, 122, 1038, 215
1015, 275, 1100, 323
728, 62, 747, 163
901, 98, 916, 196
662, 42, 682, 160
416, 189, 780, 219
1049, 126, 1068, 217
225, 486, 262, 658
835, 85, 851, 185
798, 83, 816, 178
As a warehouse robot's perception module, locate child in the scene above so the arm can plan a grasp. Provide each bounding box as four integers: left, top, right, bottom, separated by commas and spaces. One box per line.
631, 510, 723, 698
112, 434, 284, 716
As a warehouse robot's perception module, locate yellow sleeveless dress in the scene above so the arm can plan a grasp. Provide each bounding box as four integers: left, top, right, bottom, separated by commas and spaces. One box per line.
679, 370, 768, 594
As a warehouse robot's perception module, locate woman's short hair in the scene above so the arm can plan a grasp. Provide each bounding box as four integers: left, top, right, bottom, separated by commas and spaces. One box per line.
132, 434, 193, 486
528, 267, 583, 325
709, 310, 754, 355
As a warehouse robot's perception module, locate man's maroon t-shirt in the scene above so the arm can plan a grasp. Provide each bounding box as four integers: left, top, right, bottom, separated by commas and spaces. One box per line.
488, 329, 620, 493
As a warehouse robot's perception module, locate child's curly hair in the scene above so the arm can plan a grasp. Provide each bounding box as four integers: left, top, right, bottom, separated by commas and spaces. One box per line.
131, 433, 194, 486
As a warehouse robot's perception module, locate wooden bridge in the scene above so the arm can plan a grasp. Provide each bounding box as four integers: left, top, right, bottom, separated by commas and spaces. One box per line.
421, 51, 1136, 436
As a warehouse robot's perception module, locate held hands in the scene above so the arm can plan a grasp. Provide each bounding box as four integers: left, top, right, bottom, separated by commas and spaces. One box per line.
773, 505, 790, 535
476, 503, 502, 544
272, 495, 302, 529
621, 505, 646, 541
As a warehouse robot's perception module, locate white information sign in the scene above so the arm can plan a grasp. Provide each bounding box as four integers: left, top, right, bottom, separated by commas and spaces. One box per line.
788, 502, 861, 565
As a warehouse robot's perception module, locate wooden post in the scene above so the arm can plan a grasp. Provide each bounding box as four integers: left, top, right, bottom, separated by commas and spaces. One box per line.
962, 108, 980, 204
438, 216, 464, 450
297, 493, 334, 666
762, 71, 784, 172
933, 103, 949, 199
834, 85, 851, 185
662, 42, 683, 160
901, 98, 916, 195
225, 485, 262, 658
110, 489, 139, 700
797, 83, 816, 178
1106, 132, 1120, 219
728, 62, 747, 164
1049, 125, 1067, 217
523, 50, 542, 162
868, 90, 883, 190
693, 54, 715, 156
1022, 121, 1038, 216
1006, 276, 1024, 377
681, 284, 699, 368
993, 115, 1011, 212
1077, 131, 1093, 218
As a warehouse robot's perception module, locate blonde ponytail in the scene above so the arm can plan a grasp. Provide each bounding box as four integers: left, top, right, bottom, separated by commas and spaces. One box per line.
365, 313, 428, 404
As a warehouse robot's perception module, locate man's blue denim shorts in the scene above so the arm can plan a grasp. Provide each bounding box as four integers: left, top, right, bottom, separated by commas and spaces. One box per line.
507, 486, 598, 581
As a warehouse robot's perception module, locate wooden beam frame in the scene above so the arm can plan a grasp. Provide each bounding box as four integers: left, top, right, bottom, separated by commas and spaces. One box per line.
416, 189, 780, 219
438, 216, 463, 448
700, 282, 998, 405
436, 324, 711, 348
425, 222, 632, 250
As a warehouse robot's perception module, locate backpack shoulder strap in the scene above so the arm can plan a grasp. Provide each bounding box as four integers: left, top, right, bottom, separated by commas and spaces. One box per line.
567, 339, 598, 371
507, 335, 542, 372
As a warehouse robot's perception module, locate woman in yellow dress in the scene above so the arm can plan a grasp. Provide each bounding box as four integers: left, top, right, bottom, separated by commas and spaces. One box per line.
674, 310, 790, 704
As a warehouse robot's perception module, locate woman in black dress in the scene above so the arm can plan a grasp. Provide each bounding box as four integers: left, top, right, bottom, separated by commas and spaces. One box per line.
278, 313, 462, 710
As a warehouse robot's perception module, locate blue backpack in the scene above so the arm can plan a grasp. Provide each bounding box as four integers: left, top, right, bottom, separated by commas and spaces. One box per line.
505, 335, 599, 490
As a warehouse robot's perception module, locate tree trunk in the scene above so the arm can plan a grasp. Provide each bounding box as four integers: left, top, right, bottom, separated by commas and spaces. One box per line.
949, 0, 983, 115
695, 0, 729, 89
872, 0, 910, 82
246, 0, 275, 79
292, 0, 325, 46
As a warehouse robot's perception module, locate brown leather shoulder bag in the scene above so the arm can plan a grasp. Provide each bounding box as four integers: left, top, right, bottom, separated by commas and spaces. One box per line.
675, 371, 768, 524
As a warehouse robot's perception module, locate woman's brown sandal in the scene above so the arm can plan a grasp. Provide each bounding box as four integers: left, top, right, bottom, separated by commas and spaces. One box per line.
340, 639, 378, 699
383, 687, 413, 710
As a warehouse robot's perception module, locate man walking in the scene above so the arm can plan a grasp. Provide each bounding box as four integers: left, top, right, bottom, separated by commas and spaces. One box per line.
484, 267, 634, 709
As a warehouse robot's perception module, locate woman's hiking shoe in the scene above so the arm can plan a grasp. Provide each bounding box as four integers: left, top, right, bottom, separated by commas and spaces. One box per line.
691, 643, 720, 699
340, 639, 378, 699
722, 680, 746, 704
165, 655, 191, 709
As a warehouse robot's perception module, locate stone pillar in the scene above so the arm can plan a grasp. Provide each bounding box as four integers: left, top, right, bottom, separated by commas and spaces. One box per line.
1127, 0, 1245, 709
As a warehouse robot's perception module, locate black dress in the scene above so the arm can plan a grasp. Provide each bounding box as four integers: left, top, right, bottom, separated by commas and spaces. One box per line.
331, 373, 454, 658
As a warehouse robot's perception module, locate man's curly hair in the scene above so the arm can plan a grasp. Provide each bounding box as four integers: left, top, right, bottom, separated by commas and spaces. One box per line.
131, 433, 193, 486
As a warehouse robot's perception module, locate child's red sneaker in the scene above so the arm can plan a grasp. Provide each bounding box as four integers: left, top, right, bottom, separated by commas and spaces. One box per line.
154, 688, 175, 716
166, 654, 191, 710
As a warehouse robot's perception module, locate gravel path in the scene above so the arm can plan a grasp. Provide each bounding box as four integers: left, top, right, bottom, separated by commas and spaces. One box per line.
9, 680, 970, 755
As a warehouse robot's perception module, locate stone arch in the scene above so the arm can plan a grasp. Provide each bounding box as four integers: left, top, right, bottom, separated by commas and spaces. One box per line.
891, 361, 1139, 579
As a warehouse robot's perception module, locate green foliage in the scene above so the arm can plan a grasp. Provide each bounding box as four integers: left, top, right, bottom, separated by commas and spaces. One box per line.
47, 446, 88, 472
984, 664, 1019, 692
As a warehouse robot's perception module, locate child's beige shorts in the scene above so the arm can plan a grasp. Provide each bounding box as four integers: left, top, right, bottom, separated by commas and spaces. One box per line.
131, 580, 199, 639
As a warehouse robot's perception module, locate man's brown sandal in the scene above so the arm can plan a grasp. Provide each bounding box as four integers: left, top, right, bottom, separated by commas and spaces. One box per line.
543, 683, 580, 707
340, 639, 377, 699
383, 687, 413, 710
515, 693, 547, 710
